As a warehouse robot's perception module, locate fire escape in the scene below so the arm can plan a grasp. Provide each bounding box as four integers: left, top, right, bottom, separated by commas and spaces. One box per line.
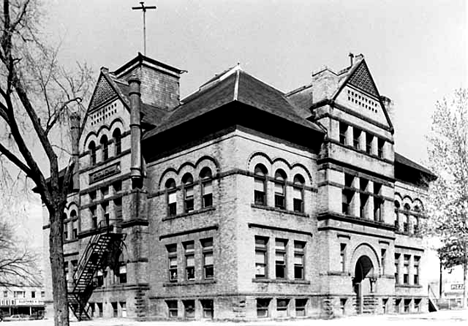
67, 221, 125, 321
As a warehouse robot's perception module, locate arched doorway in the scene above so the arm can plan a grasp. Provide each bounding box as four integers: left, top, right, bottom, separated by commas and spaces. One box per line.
353, 255, 374, 314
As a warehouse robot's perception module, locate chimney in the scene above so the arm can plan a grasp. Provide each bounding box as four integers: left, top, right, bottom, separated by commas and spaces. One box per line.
129, 74, 143, 189
70, 113, 81, 190
349, 53, 354, 66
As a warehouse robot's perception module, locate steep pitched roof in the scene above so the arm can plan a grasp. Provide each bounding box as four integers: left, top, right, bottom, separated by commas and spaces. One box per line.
143, 66, 324, 139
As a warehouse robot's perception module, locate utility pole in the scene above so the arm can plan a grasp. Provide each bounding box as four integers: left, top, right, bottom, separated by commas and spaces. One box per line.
132, 1, 157, 55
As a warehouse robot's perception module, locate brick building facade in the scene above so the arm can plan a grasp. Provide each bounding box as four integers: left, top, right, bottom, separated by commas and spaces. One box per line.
42, 53, 435, 320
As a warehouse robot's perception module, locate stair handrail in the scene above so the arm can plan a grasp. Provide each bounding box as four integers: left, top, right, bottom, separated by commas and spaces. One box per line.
70, 219, 121, 292
428, 284, 438, 300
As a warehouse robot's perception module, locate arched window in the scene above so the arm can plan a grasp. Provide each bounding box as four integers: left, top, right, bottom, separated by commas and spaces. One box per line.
414, 205, 421, 234
117, 252, 127, 284
62, 212, 68, 240
254, 164, 268, 206
113, 129, 122, 156
200, 167, 213, 208
293, 175, 305, 213
70, 210, 77, 239
404, 203, 411, 233
88, 141, 96, 166
182, 173, 194, 213
100, 135, 108, 161
274, 169, 287, 209
166, 178, 177, 217
394, 201, 400, 231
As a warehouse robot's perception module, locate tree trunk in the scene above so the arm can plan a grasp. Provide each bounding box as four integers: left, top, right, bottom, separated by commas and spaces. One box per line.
464, 240, 468, 309
49, 208, 69, 326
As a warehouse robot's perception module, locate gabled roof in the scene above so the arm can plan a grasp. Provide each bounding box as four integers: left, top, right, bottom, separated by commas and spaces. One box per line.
395, 152, 436, 179
143, 66, 324, 139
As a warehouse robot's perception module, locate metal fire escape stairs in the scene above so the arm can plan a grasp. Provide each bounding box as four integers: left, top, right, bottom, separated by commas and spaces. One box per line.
67, 221, 126, 321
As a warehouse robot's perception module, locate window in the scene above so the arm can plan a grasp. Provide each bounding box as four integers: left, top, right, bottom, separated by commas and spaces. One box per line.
167, 244, 178, 282
353, 128, 361, 149
394, 298, 401, 313
360, 193, 368, 218
254, 164, 267, 205
340, 243, 347, 272
112, 302, 118, 317
100, 135, 108, 161
342, 190, 353, 215
97, 302, 103, 317
345, 174, 354, 188
113, 129, 122, 155
403, 255, 410, 284
274, 170, 286, 209
14, 291, 25, 298
378, 138, 385, 158
183, 300, 195, 318
275, 239, 287, 279
414, 206, 420, 234
394, 201, 400, 231
3, 291, 7, 298
89, 190, 96, 202
293, 175, 305, 213
404, 204, 410, 233
201, 300, 213, 319
101, 186, 109, 197
366, 133, 373, 154
414, 256, 420, 285
256, 299, 270, 318
166, 301, 178, 318
200, 168, 213, 208
182, 173, 194, 213
404, 299, 411, 313
395, 254, 400, 284
166, 179, 177, 217
294, 241, 305, 280
339, 122, 348, 145
113, 180, 122, 193
255, 237, 268, 278
70, 210, 78, 239
96, 270, 104, 287
63, 213, 68, 240
276, 298, 289, 317
89, 141, 96, 166
374, 182, 382, 195
90, 206, 97, 229
102, 202, 110, 226
340, 298, 347, 314
184, 241, 195, 280
414, 299, 421, 312
117, 254, 127, 284
201, 238, 214, 279
295, 299, 307, 317
374, 197, 382, 222
381, 249, 386, 274
41, 291, 45, 298
360, 178, 368, 192
114, 198, 122, 220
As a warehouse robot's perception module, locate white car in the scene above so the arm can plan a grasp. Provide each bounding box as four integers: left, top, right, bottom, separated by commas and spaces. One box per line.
2, 314, 31, 322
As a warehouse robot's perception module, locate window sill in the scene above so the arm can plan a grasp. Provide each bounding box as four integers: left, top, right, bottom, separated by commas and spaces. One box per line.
162, 207, 216, 221
163, 279, 216, 287
395, 284, 422, 289
251, 204, 308, 217
252, 278, 310, 285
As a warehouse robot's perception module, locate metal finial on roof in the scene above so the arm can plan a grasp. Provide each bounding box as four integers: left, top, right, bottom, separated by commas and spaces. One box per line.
132, 2, 157, 55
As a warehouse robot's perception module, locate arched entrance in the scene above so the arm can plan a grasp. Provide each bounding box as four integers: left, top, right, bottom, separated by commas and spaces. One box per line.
353, 255, 374, 314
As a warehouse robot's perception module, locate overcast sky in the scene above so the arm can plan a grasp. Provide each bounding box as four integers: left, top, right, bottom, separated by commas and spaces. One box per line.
25, 0, 466, 256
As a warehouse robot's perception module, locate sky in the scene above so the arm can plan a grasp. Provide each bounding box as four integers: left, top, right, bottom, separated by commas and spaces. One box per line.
21, 0, 467, 273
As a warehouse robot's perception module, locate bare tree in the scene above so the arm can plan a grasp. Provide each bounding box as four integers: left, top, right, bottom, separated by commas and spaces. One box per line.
0, 1, 93, 325
427, 88, 468, 308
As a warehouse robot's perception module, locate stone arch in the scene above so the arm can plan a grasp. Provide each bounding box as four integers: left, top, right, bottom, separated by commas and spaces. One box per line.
195, 156, 219, 177
248, 152, 272, 173
158, 168, 178, 191
350, 243, 380, 278
82, 132, 98, 153
291, 163, 313, 187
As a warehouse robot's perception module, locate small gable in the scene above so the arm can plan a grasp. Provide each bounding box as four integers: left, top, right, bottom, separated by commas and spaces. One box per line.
347, 62, 379, 98
89, 74, 119, 111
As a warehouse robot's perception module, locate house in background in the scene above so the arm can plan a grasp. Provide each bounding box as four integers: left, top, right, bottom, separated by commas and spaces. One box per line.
41, 53, 435, 320
0, 285, 45, 318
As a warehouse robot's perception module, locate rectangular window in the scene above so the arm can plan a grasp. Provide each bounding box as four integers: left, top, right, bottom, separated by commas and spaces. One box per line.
394, 299, 401, 313
378, 138, 385, 158
414, 256, 420, 285
275, 239, 287, 279
403, 255, 410, 284
254, 178, 266, 205
71, 260, 78, 275
404, 214, 409, 233
381, 249, 386, 275
183, 300, 195, 319
294, 241, 305, 280
64, 222, 68, 240
374, 197, 382, 222
89, 190, 96, 202
14, 291, 25, 298
342, 190, 353, 215
166, 300, 178, 318
114, 198, 122, 220
295, 299, 307, 317
90, 206, 97, 229
113, 180, 122, 193
360, 194, 368, 218
31, 291, 36, 298
64, 262, 69, 281
112, 302, 118, 317
366, 133, 373, 154
340, 298, 347, 314
414, 299, 421, 312
293, 187, 304, 213
167, 244, 178, 282
72, 220, 78, 239
102, 201, 110, 226
374, 182, 382, 195
345, 174, 354, 188
353, 128, 361, 149
255, 237, 268, 278
96, 270, 104, 287
339, 122, 348, 145
184, 242, 195, 280
202, 180, 213, 208
201, 300, 214, 319
340, 243, 347, 272
101, 186, 109, 198
184, 186, 194, 212
274, 182, 286, 209
395, 253, 400, 284
168, 191, 177, 216
118, 264, 127, 284
3, 291, 7, 298
41, 291, 45, 298
256, 299, 270, 318
404, 299, 411, 313
201, 238, 214, 279
360, 178, 368, 192
276, 298, 289, 317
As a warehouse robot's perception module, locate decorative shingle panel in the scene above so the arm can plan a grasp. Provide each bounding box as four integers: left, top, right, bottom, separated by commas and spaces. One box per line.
348, 63, 379, 98
89, 75, 117, 110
